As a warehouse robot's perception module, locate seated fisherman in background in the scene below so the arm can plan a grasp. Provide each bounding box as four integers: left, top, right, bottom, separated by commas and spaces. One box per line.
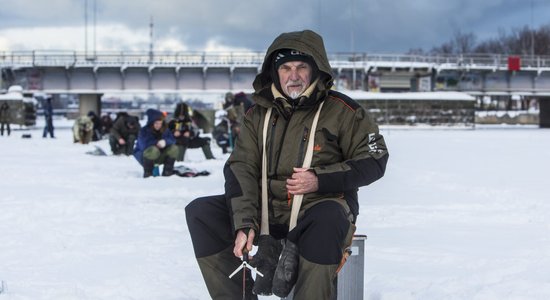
72, 115, 94, 144
109, 112, 141, 155
133, 109, 178, 178
87, 111, 103, 141
100, 113, 114, 137
212, 109, 240, 154
168, 102, 215, 161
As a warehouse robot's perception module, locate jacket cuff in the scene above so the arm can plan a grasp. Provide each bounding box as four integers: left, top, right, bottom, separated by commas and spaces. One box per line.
314, 168, 344, 193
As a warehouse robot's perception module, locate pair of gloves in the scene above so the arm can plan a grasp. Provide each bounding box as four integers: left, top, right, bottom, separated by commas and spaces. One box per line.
251, 235, 298, 298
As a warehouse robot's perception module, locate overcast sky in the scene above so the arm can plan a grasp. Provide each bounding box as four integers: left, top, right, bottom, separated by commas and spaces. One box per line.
0, 0, 548, 54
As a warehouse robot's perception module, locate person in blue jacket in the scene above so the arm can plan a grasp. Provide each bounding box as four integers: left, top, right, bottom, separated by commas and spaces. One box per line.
133, 109, 178, 178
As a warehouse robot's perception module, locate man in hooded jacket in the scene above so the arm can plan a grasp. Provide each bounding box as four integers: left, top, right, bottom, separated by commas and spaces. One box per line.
133, 109, 178, 177
185, 29, 388, 299
110, 112, 140, 155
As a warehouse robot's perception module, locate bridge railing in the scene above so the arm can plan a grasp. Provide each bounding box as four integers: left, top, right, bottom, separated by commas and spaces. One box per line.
0, 50, 267, 67
2, 51, 550, 70
329, 53, 550, 69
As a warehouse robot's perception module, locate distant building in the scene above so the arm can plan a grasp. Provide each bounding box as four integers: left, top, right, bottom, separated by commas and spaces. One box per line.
346, 91, 476, 127
0, 85, 37, 126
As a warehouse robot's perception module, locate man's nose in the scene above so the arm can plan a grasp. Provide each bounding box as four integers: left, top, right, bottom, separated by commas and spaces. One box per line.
289, 68, 300, 81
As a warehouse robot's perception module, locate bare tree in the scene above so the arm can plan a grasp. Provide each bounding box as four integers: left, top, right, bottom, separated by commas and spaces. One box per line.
406, 48, 425, 55
423, 24, 550, 55
509, 26, 534, 55
534, 25, 550, 55
453, 30, 477, 54
429, 30, 476, 55
474, 38, 504, 54
430, 41, 454, 55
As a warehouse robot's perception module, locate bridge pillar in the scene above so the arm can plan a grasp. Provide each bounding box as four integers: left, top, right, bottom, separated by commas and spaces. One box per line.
540, 97, 550, 128
79, 94, 102, 117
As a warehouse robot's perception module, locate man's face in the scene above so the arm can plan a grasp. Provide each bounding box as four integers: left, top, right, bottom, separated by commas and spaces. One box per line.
153, 120, 163, 130
277, 61, 312, 99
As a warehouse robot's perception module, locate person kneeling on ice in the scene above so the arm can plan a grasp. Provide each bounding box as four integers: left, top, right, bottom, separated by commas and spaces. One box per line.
73, 115, 94, 144
133, 109, 178, 178
185, 29, 388, 300
110, 112, 140, 155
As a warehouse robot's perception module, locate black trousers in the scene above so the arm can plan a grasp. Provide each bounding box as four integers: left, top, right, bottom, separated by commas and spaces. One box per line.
0, 122, 10, 136
185, 194, 353, 299
186, 195, 234, 258
43, 119, 54, 138
109, 134, 137, 155
186, 195, 351, 262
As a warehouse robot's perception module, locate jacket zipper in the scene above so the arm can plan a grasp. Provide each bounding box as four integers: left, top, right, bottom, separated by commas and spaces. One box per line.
268, 114, 279, 173
273, 119, 290, 177
269, 106, 294, 207
296, 127, 309, 167
267, 114, 279, 200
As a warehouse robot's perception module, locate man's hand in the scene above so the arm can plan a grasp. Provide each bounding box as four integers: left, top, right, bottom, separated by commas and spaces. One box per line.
118, 138, 126, 145
157, 139, 166, 148
233, 228, 255, 257
286, 167, 319, 195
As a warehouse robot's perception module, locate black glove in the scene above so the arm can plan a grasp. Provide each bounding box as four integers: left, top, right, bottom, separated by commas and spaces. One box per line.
272, 239, 300, 298
251, 235, 283, 296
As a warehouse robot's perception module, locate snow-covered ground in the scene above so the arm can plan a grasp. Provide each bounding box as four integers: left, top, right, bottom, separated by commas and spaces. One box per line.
1, 119, 549, 300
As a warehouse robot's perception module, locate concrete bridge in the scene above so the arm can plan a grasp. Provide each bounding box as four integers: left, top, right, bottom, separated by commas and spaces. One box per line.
1, 50, 550, 125
3, 50, 550, 94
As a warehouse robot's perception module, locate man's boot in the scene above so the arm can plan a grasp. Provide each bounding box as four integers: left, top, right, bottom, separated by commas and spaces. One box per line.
252, 235, 283, 296
109, 137, 118, 154
272, 240, 299, 298
143, 158, 155, 178
124, 145, 132, 156
162, 156, 176, 176
202, 143, 215, 160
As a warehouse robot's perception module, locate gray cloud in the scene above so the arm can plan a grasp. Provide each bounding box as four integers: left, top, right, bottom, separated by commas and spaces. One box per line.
0, 0, 548, 53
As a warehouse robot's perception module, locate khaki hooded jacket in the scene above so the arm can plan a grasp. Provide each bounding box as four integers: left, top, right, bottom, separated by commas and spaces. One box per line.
224, 30, 389, 233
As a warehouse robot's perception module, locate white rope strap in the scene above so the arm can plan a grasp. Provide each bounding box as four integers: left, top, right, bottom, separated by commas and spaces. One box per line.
260, 107, 273, 235
289, 101, 324, 230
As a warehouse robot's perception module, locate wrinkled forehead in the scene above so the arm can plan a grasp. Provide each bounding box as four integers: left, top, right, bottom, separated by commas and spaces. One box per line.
277, 60, 312, 70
